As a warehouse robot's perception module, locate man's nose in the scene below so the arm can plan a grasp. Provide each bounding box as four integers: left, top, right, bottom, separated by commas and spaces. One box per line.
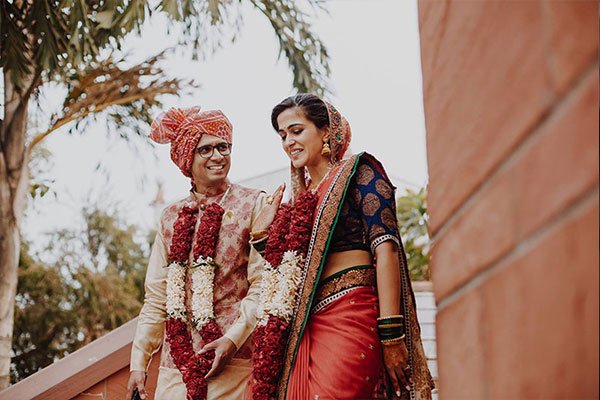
210, 148, 224, 160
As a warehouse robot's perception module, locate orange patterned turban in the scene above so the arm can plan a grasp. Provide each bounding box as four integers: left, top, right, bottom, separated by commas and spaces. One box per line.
149, 107, 233, 177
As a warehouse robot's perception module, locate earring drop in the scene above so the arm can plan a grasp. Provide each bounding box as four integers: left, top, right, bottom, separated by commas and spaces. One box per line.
321, 142, 331, 157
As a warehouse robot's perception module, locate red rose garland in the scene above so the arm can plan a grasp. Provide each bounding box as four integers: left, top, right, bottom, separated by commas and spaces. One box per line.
252, 191, 318, 399
165, 202, 225, 400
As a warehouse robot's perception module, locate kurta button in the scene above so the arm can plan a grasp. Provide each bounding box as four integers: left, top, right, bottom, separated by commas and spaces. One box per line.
368, 344, 374, 350
365, 376, 370, 381
360, 352, 366, 359
350, 300, 355, 305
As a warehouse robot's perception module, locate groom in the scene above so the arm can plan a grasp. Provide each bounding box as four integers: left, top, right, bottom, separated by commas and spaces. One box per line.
125, 107, 281, 399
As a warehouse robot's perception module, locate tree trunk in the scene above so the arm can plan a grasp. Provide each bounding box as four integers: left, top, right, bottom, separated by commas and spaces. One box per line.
0, 74, 30, 389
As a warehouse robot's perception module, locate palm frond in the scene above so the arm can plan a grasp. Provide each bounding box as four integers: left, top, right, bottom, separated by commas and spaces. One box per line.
249, 0, 330, 96
0, 2, 33, 90
28, 0, 70, 73
28, 51, 195, 150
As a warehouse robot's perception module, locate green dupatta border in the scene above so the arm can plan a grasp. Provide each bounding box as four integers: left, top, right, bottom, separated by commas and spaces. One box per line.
277, 153, 361, 398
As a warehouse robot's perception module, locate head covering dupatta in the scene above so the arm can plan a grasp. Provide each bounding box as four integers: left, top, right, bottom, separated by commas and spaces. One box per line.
289, 101, 352, 202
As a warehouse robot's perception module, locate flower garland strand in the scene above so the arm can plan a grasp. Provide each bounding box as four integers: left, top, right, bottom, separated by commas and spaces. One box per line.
191, 203, 225, 370
165, 200, 225, 400
252, 191, 318, 399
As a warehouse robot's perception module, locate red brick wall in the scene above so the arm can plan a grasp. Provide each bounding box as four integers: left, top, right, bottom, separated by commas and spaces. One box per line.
418, 1, 598, 398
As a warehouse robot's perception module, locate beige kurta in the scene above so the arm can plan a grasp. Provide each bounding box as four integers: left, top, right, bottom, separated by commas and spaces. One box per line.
130, 184, 265, 399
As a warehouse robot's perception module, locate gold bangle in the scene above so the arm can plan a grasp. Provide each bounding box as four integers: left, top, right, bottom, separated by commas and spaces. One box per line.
381, 334, 406, 346
377, 314, 404, 322
250, 229, 269, 241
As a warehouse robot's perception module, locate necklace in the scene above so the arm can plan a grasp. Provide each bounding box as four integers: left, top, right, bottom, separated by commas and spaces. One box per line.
164, 186, 230, 400
307, 165, 336, 193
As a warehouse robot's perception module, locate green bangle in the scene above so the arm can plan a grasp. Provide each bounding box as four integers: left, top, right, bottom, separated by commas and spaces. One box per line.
378, 325, 405, 338
377, 316, 404, 325
378, 322, 404, 329
378, 327, 404, 335
378, 331, 405, 340
252, 240, 267, 253
377, 321, 403, 329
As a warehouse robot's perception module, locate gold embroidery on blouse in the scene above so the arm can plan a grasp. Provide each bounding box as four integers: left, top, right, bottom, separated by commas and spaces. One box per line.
375, 178, 393, 199
381, 207, 397, 231
356, 163, 375, 185
362, 192, 381, 216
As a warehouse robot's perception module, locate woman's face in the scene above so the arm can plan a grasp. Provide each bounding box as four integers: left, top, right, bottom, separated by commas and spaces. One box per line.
276, 107, 328, 169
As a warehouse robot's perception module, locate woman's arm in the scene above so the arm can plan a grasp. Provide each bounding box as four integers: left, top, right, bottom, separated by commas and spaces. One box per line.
375, 241, 401, 317
353, 156, 411, 397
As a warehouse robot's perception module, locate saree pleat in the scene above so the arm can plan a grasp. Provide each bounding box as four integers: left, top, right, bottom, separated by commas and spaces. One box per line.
287, 287, 383, 399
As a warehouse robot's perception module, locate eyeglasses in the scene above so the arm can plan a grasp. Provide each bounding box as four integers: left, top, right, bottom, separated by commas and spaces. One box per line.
195, 143, 232, 159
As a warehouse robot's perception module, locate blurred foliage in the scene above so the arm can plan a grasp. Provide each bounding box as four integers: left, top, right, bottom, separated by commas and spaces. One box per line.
1, 0, 329, 98
397, 187, 431, 281
11, 207, 151, 382
27, 145, 56, 201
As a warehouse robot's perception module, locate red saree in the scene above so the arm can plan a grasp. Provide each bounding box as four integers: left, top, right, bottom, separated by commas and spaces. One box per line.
288, 285, 384, 399
278, 153, 434, 400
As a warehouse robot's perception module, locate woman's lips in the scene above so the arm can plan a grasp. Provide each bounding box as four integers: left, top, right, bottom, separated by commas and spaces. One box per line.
290, 148, 303, 158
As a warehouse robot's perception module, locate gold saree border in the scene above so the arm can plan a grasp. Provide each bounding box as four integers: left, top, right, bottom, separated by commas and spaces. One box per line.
277, 154, 359, 399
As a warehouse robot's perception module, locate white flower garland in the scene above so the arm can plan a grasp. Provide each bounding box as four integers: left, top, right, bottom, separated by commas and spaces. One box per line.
257, 250, 304, 325
166, 262, 187, 319
191, 256, 216, 329
166, 257, 217, 329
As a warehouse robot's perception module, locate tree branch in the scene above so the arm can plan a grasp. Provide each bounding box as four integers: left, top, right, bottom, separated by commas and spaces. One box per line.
27, 53, 190, 152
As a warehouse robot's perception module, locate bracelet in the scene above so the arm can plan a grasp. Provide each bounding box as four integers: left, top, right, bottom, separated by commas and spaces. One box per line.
377, 323, 404, 329
381, 334, 406, 346
377, 319, 404, 330
377, 314, 404, 322
377, 319, 405, 341
250, 229, 269, 241
378, 330, 405, 340
251, 239, 267, 254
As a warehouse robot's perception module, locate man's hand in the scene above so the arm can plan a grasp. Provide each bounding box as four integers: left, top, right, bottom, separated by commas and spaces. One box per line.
125, 371, 147, 400
200, 336, 237, 379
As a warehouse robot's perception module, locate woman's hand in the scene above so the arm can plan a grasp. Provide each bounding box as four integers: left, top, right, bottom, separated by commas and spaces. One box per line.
125, 371, 147, 400
382, 340, 412, 398
200, 336, 237, 379
252, 183, 285, 232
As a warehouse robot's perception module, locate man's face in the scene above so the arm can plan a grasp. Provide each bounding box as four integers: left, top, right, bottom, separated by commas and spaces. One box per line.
191, 134, 231, 188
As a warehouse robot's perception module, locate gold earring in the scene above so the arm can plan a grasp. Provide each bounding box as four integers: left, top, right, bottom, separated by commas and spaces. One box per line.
321, 141, 331, 157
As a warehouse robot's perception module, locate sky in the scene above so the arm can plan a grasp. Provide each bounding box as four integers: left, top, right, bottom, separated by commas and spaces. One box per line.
22, 0, 428, 243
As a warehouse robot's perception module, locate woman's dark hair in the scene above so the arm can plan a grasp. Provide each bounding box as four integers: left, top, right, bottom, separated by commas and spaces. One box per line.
271, 93, 329, 131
